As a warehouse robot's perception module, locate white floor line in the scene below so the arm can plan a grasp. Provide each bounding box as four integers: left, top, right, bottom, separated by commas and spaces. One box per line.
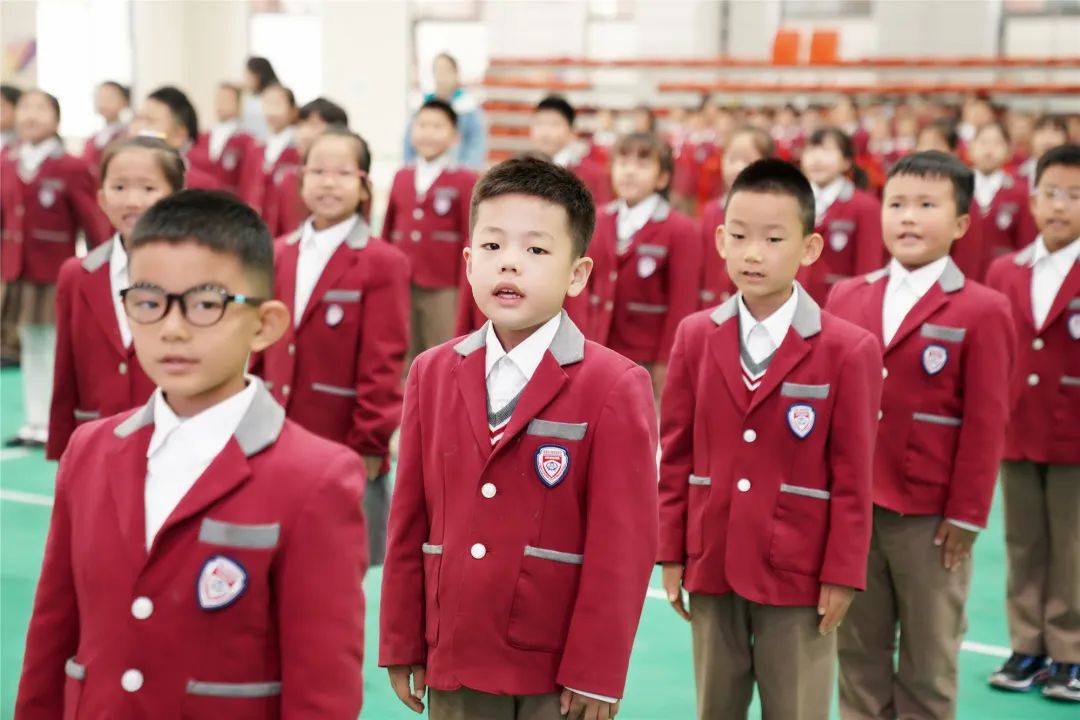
0, 448, 33, 461
0, 488, 53, 507
644, 587, 1011, 659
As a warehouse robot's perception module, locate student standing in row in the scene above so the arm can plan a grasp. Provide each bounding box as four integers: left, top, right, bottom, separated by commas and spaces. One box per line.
130, 85, 223, 191
81, 81, 130, 183
529, 95, 611, 204
189, 83, 264, 210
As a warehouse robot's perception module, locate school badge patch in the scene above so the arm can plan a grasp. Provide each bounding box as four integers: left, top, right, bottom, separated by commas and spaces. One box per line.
1069, 313, 1080, 340
829, 231, 848, 252
996, 209, 1013, 231
433, 192, 452, 216
787, 403, 816, 439
325, 304, 344, 327
922, 344, 948, 375
535, 445, 570, 488
197, 555, 247, 611
38, 187, 55, 208
222, 150, 238, 171
637, 255, 658, 279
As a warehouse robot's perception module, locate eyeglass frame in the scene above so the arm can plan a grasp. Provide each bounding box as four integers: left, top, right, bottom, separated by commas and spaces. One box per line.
119, 283, 268, 327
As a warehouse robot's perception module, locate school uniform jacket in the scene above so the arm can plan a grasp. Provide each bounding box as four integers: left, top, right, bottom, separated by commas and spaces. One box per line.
15, 381, 367, 719
258, 220, 410, 464
0, 145, 111, 283
949, 200, 989, 281
698, 198, 735, 309
566, 157, 611, 206
587, 199, 701, 364
810, 179, 885, 302
379, 314, 659, 699
262, 166, 304, 239
986, 243, 1080, 465
260, 146, 302, 237
81, 124, 128, 182
47, 242, 155, 460
974, 173, 1038, 266
826, 259, 1015, 528
381, 165, 478, 289
657, 285, 883, 605
189, 131, 265, 211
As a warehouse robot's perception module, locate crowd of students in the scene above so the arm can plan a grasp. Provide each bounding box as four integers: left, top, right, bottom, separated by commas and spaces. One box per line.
1, 66, 1078, 719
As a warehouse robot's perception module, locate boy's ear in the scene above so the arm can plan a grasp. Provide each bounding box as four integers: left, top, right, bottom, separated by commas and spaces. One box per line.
801, 232, 825, 267
566, 255, 593, 299
715, 224, 727, 259
250, 299, 290, 354
952, 212, 971, 241
656, 170, 672, 194
462, 245, 472, 278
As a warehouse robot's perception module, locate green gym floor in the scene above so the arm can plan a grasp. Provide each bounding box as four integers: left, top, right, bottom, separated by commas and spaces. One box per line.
0, 367, 1073, 719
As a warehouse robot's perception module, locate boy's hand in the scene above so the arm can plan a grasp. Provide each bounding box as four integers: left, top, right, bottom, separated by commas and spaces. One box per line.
661, 562, 691, 622
934, 521, 978, 571
560, 689, 620, 719
817, 583, 855, 635
387, 665, 426, 713
363, 455, 383, 481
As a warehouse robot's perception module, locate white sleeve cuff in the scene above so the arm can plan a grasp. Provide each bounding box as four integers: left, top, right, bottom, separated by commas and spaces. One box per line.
946, 518, 982, 532
566, 687, 619, 704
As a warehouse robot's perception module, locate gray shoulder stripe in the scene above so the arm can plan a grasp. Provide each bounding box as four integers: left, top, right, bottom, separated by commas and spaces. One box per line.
921, 323, 966, 342
74, 409, 101, 421
65, 658, 86, 680
1061, 376, 1080, 387
526, 419, 587, 441
780, 484, 830, 500
323, 289, 361, 302
421, 543, 443, 555
688, 474, 711, 486
199, 518, 280, 549
912, 412, 962, 427
186, 681, 282, 698
780, 382, 830, 399
524, 545, 584, 565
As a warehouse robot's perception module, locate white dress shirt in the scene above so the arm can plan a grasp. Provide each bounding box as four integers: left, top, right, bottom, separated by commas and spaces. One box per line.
414, 153, 450, 195
1031, 234, 1080, 329
812, 177, 847, 225
208, 120, 239, 162
108, 234, 133, 348
882, 256, 950, 345
737, 285, 799, 363
294, 215, 360, 326
17, 137, 61, 180
263, 126, 295, 171
94, 121, 125, 149
616, 193, 661, 251
144, 379, 258, 549
485, 314, 561, 413
973, 170, 1005, 213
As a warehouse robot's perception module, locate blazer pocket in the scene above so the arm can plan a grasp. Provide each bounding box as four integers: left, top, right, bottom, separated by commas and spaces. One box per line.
768, 484, 830, 576
687, 474, 711, 557
526, 419, 588, 441
311, 382, 358, 398
63, 658, 85, 720
904, 412, 961, 485
198, 519, 281, 549
182, 681, 281, 720
920, 323, 967, 343
507, 545, 583, 653
422, 543, 443, 646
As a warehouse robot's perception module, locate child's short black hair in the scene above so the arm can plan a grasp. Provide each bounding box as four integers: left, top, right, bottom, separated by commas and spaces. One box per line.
887, 150, 974, 214
807, 127, 855, 162
921, 120, 960, 152
298, 97, 349, 126
1034, 114, 1068, 136
1035, 144, 1080, 186
129, 189, 274, 294
246, 56, 279, 93
726, 158, 816, 235
0, 84, 22, 107
470, 156, 595, 258
147, 86, 199, 143
418, 98, 457, 128
536, 95, 575, 126
100, 81, 131, 104
613, 132, 675, 197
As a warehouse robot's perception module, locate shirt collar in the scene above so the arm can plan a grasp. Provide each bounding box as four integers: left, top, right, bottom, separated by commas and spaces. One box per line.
416, 152, 451, 173
736, 284, 799, 349
885, 255, 951, 298
300, 214, 358, 251
147, 377, 259, 459
975, 169, 1005, 188
617, 193, 661, 229
813, 176, 847, 208
18, 137, 61, 167
1033, 234, 1080, 271
552, 144, 583, 168
109, 234, 128, 282
484, 313, 562, 381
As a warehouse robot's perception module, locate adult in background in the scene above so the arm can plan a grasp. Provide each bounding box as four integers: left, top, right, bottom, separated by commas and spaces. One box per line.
404, 52, 486, 170
241, 55, 278, 141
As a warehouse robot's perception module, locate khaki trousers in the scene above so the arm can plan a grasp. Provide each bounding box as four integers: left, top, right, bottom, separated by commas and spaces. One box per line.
429, 687, 562, 720
410, 285, 458, 364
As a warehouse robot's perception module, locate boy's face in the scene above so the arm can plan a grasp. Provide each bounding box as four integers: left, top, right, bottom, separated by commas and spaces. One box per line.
718, 191, 821, 305
612, 151, 668, 206
126, 241, 288, 416
801, 139, 847, 187
530, 110, 573, 158
15, 92, 58, 145
131, 98, 185, 149
262, 88, 295, 133
216, 87, 240, 123
1031, 164, 1080, 251
95, 85, 127, 121
969, 127, 1009, 174
1032, 126, 1067, 160
882, 174, 968, 270
411, 108, 457, 161
465, 193, 592, 341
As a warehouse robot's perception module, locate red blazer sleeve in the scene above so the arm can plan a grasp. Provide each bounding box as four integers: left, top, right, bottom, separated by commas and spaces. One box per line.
945, 293, 1015, 527
658, 216, 703, 363
238, 139, 266, 213
821, 331, 882, 590
46, 260, 80, 460
67, 161, 111, 247
15, 439, 81, 718
276, 449, 367, 717
557, 364, 658, 699
379, 361, 429, 667
347, 245, 410, 460
657, 320, 697, 563
853, 192, 885, 275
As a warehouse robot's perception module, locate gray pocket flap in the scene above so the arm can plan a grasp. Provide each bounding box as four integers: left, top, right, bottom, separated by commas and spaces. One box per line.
312, 382, 358, 398
65, 658, 86, 680
323, 289, 361, 303
526, 419, 588, 441
779, 484, 830, 500
524, 545, 584, 565
636, 243, 668, 258
1068, 298, 1080, 310
74, 409, 101, 421
780, 382, 830, 399
422, 543, 443, 555
912, 412, 962, 426
688, 474, 711, 486
199, 518, 281, 549
920, 323, 966, 342
186, 681, 282, 698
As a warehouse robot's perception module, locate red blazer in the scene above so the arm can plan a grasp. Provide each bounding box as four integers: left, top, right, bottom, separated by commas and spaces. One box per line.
183, 160, 225, 192
0, 145, 111, 283
47, 241, 155, 460
826, 259, 1015, 527
807, 179, 885, 303
16, 383, 367, 719
379, 314, 658, 699
567, 157, 611, 206
657, 285, 882, 605
257, 219, 410, 465
698, 198, 736, 308
262, 166, 305, 239
974, 173, 1038, 268
587, 199, 701, 364
949, 200, 988, 281
81, 124, 128, 181
986, 243, 1080, 465
382, 165, 478, 289
260, 145, 302, 236
189, 130, 265, 210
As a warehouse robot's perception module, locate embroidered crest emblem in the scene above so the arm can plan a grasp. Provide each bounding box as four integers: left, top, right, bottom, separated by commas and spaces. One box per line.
996, 209, 1013, 230
922, 344, 948, 375
1068, 313, 1080, 340
637, 255, 658, 279
222, 150, 238, 171
534, 445, 570, 487
433, 192, 452, 216
829, 231, 848, 252
325, 304, 344, 327
38, 187, 55, 208
197, 555, 247, 611
787, 403, 816, 439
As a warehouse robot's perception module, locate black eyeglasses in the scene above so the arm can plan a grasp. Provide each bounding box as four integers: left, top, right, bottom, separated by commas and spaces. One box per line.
120, 285, 266, 327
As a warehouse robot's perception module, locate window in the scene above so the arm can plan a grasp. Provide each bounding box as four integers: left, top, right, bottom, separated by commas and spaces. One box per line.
781, 0, 873, 18
249, 6, 322, 102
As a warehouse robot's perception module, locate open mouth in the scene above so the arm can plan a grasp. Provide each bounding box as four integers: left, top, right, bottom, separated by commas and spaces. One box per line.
492, 283, 525, 302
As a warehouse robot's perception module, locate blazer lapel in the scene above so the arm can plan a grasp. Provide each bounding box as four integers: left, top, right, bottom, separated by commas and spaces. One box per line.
297, 220, 369, 329
82, 263, 127, 357
885, 258, 964, 353
1039, 261, 1080, 333
706, 298, 748, 414
276, 235, 301, 325
106, 411, 154, 566
452, 327, 493, 460
860, 267, 889, 344
747, 285, 820, 414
